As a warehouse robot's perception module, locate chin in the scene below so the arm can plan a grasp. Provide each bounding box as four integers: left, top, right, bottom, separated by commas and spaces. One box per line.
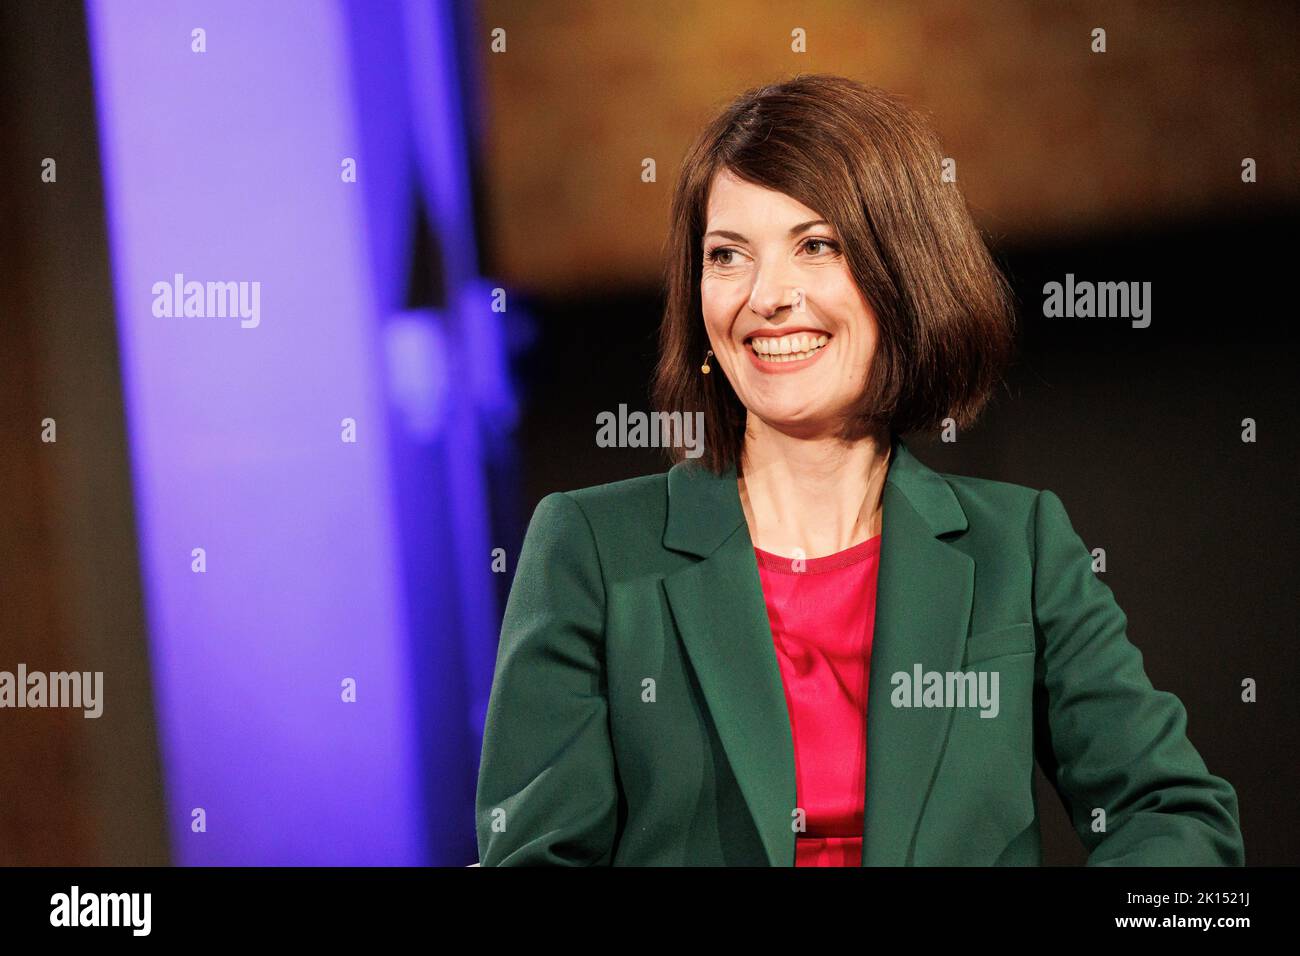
750, 409, 833, 434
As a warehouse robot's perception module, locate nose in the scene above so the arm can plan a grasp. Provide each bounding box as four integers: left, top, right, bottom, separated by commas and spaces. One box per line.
747, 264, 797, 319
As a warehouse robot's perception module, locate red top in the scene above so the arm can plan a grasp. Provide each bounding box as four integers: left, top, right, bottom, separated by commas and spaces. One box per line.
754, 534, 881, 867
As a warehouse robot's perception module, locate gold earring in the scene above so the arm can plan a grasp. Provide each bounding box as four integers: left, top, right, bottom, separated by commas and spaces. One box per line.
701, 350, 714, 374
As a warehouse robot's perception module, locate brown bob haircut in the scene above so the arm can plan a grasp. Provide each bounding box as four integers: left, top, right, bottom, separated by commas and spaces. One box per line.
651, 73, 1017, 474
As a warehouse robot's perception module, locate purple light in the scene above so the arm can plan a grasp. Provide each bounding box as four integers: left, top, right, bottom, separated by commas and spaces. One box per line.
86, 0, 427, 864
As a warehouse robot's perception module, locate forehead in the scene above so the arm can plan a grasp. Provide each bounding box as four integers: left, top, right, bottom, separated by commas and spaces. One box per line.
704, 169, 822, 228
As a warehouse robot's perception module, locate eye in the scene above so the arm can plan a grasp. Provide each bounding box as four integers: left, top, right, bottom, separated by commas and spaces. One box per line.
800, 237, 841, 257
704, 246, 739, 266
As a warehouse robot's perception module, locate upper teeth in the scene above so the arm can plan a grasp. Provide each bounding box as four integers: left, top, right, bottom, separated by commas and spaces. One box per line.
749, 333, 829, 357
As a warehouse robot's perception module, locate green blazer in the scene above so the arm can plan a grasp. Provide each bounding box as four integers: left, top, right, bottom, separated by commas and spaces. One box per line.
475, 436, 1243, 865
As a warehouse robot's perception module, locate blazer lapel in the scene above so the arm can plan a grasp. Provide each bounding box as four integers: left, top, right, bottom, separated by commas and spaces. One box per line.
659, 435, 973, 867
661, 458, 795, 867
861, 438, 973, 865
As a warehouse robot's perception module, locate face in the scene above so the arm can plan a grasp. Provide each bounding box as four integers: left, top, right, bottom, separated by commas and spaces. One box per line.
700, 168, 879, 438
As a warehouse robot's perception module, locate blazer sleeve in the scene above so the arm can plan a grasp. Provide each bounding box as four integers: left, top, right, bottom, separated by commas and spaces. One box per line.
475, 491, 619, 865
1030, 489, 1244, 865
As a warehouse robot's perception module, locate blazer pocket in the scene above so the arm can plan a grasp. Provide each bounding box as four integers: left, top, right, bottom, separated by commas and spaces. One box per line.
962, 622, 1036, 666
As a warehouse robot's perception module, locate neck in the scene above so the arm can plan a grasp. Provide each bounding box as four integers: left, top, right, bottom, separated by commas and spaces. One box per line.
737, 416, 892, 559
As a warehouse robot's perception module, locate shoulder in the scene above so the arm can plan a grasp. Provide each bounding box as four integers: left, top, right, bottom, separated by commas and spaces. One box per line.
925, 467, 1077, 558
891, 439, 1045, 528
931, 467, 1085, 561
528, 471, 670, 539
517, 472, 675, 583
510, 473, 671, 593
545, 470, 668, 515
936, 469, 1042, 517
941, 469, 1038, 497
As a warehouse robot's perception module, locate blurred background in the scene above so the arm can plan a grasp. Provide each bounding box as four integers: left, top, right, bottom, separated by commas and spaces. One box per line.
0, 0, 1295, 866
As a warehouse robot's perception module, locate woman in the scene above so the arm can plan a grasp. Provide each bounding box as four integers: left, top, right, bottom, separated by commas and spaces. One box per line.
475, 74, 1243, 866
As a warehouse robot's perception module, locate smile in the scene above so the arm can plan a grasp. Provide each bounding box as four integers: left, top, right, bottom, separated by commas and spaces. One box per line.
743, 331, 831, 372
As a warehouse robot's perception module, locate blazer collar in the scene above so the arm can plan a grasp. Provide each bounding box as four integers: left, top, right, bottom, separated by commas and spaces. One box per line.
663, 434, 967, 556
660, 434, 975, 865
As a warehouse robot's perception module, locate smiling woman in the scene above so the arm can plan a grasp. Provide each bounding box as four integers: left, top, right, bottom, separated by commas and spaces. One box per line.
654, 74, 1016, 486
475, 73, 1244, 867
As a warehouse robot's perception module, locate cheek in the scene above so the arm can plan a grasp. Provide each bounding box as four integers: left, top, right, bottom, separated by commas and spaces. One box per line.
846, 323, 879, 375
826, 278, 879, 345
699, 279, 740, 332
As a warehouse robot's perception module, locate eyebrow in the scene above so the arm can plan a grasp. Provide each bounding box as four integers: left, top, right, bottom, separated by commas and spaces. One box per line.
703, 219, 831, 243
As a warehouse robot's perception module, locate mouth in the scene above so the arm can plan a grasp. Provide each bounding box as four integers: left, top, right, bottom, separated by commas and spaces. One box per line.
743, 331, 832, 366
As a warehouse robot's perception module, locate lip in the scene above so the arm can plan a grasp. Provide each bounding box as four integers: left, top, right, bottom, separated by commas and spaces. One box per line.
742, 334, 832, 375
